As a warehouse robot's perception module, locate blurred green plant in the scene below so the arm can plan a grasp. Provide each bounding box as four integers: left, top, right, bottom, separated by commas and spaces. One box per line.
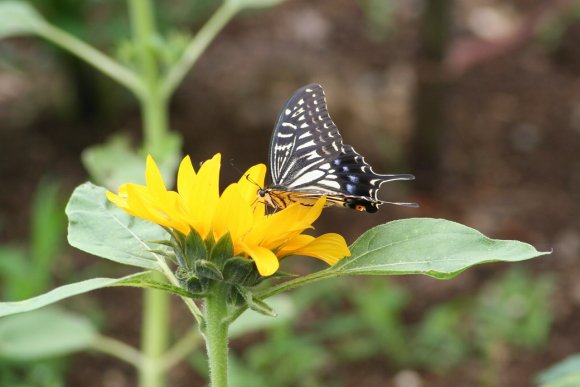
537, 2, 580, 50
0, 179, 65, 301
227, 268, 553, 385
0, 180, 71, 387
357, 0, 396, 41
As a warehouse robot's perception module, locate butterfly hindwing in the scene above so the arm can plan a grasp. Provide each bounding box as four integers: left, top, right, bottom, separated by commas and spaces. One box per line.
265, 83, 415, 213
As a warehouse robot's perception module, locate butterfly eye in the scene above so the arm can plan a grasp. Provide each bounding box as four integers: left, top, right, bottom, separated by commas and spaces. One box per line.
355, 205, 366, 212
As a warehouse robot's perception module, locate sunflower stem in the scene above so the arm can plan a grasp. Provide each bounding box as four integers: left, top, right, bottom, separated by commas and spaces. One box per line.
203, 282, 230, 387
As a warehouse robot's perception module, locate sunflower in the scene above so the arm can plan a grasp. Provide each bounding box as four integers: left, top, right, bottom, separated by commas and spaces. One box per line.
107, 154, 350, 276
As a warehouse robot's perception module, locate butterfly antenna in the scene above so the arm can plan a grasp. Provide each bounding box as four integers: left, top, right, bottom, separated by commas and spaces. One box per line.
228, 158, 244, 174
245, 174, 263, 190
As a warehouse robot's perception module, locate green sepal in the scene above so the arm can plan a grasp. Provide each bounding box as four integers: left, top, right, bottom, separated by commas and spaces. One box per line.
172, 243, 187, 267
226, 284, 246, 307
185, 227, 207, 263
204, 231, 216, 253
166, 227, 185, 248
145, 248, 171, 257
194, 260, 224, 281
222, 256, 262, 286
236, 286, 276, 317
147, 239, 174, 247
175, 266, 206, 295
184, 275, 207, 295
210, 233, 234, 268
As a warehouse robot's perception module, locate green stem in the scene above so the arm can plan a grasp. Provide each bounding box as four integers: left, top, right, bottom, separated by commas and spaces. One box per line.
161, 1, 238, 99
129, 0, 169, 154
36, 22, 143, 96
140, 272, 169, 387
91, 335, 143, 368
203, 283, 230, 387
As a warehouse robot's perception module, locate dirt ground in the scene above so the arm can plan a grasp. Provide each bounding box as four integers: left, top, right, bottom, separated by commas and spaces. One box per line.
1, 1, 579, 386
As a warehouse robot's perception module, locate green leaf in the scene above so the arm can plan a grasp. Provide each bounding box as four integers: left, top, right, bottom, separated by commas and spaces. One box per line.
332, 218, 549, 278
0, 1, 46, 39
537, 354, 580, 387
81, 133, 182, 190
0, 272, 147, 317
0, 271, 198, 318
115, 271, 198, 298
258, 218, 549, 299
0, 307, 97, 360
66, 182, 169, 271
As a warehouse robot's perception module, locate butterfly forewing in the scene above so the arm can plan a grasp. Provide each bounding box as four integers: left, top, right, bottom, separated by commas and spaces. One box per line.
269, 84, 342, 184
266, 83, 415, 212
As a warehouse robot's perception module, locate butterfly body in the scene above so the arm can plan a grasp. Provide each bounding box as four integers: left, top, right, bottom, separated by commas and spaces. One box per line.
260, 84, 416, 213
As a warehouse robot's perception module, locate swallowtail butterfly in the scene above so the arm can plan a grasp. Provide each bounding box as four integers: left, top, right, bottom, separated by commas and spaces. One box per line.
258, 84, 416, 213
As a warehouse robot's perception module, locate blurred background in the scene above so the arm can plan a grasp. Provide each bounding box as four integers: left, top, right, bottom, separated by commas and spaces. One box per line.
1, 0, 579, 386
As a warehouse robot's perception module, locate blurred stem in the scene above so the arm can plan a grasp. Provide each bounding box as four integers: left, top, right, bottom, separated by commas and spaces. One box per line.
36, 22, 143, 96
161, 1, 239, 99
129, 0, 169, 155
410, 0, 452, 191
128, 2, 171, 387
160, 327, 203, 372
91, 335, 143, 368
140, 272, 169, 387
204, 282, 230, 387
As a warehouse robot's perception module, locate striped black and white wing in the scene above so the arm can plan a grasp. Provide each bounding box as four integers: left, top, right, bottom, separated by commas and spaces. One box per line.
268, 83, 415, 212
269, 84, 343, 188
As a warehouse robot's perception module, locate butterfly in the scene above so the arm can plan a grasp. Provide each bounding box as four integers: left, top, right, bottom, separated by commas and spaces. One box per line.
258, 84, 417, 213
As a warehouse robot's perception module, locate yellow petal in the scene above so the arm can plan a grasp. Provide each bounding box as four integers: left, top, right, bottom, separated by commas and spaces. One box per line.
189, 154, 221, 237
106, 188, 130, 211
250, 198, 326, 249
297, 196, 326, 227
145, 155, 167, 195
125, 184, 190, 234
280, 233, 350, 266
213, 183, 253, 244
237, 163, 266, 205
243, 244, 280, 276
177, 155, 197, 203
276, 234, 315, 256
